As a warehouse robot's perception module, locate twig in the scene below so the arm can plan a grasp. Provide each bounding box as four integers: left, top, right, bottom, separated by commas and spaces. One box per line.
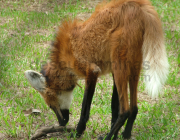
31, 126, 75, 140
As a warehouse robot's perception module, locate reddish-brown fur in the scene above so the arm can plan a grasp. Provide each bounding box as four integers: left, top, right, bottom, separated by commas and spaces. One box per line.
33, 0, 168, 139
45, 0, 148, 110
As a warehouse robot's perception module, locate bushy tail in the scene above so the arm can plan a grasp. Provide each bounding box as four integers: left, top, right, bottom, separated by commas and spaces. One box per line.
142, 5, 169, 98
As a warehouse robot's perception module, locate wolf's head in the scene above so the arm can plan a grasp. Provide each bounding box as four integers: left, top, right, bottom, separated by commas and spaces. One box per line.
24, 63, 76, 126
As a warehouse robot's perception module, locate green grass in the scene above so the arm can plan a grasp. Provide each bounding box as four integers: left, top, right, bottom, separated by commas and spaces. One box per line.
0, 0, 180, 139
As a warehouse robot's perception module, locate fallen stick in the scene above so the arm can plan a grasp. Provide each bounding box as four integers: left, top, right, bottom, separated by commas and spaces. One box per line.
31, 126, 75, 140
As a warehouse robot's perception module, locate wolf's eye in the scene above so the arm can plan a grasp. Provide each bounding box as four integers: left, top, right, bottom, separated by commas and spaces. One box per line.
49, 105, 52, 108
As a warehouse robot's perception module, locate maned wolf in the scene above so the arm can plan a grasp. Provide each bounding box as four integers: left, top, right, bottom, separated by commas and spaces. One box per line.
25, 0, 169, 139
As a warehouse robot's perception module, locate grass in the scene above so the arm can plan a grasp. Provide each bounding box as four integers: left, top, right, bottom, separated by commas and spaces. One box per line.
0, 0, 180, 139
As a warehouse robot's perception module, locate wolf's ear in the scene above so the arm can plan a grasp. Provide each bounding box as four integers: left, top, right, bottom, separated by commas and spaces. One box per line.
24, 70, 46, 92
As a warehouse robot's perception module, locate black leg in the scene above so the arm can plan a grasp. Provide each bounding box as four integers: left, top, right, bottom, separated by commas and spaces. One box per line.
71, 76, 97, 138
103, 60, 130, 140
121, 64, 140, 139
99, 77, 129, 140
98, 78, 120, 140
105, 111, 130, 140
122, 107, 138, 139
110, 78, 119, 139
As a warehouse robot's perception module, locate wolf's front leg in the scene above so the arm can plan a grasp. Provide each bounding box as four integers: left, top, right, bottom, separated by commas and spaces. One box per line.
71, 63, 101, 138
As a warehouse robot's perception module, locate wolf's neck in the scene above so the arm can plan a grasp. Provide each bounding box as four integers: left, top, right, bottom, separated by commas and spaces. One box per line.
41, 62, 77, 91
